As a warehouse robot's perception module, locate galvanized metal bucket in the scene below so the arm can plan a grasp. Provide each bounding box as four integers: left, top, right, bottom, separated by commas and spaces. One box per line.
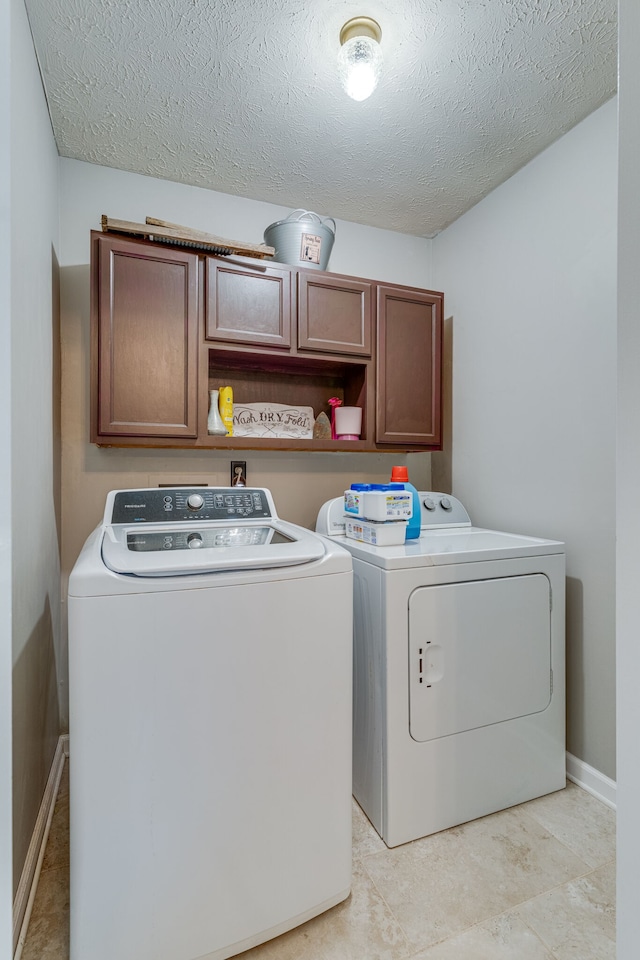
264, 209, 336, 271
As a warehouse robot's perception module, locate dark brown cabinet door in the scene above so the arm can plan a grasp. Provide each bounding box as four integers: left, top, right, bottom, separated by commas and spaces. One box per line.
93, 235, 199, 439
376, 285, 443, 446
206, 258, 292, 348
297, 270, 373, 356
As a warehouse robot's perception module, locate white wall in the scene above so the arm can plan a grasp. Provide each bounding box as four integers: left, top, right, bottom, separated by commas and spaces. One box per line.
616, 0, 640, 951
10, 0, 61, 897
1, 0, 12, 950
59, 159, 432, 288
433, 99, 618, 781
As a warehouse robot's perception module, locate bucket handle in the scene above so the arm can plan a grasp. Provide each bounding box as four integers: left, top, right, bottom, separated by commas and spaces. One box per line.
287, 209, 336, 234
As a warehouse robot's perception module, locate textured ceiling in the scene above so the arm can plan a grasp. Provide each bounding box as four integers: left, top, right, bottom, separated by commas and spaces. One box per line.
24, 0, 617, 237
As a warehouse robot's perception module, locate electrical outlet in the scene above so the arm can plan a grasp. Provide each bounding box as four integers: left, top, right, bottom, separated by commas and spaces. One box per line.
231, 461, 247, 487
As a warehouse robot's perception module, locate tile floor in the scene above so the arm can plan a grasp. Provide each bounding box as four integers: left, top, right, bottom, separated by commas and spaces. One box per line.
20, 763, 616, 960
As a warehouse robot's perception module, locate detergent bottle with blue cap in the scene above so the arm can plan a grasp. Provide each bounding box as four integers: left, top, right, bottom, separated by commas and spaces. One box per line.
390, 466, 421, 540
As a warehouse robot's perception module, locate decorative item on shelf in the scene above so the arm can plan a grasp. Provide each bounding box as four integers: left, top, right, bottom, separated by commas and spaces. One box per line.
207, 389, 228, 436
233, 403, 315, 439
334, 406, 362, 440
263, 210, 336, 271
313, 412, 332, 440
218, 386, 234, 436
328, 397, 343, 439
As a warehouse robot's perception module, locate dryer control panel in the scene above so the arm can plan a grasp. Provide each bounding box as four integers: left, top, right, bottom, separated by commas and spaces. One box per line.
316, 492, 472, 538
419, 493, 471, 530
108, 487, 274, 524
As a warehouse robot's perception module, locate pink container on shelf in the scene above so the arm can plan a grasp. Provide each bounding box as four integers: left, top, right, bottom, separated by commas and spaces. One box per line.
334, 406, 362, 440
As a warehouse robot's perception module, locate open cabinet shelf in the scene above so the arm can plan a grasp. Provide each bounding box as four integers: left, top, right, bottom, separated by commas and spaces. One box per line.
206, 348, 371, 449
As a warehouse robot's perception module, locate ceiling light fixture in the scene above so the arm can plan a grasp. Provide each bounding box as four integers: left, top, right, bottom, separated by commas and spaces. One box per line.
338, 16, 383, 102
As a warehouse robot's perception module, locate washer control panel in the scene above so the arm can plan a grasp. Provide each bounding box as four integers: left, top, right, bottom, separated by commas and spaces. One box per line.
110, 487, 273, 524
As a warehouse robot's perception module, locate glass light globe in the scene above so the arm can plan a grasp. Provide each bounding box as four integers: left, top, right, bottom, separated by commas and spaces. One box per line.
338, 35, 383, 101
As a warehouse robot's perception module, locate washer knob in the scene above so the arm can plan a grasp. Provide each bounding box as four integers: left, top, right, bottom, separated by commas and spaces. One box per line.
187, 533, 203, 548
187, 494, 204, 510
440, 497, 452, 511
423, 498, 436, 511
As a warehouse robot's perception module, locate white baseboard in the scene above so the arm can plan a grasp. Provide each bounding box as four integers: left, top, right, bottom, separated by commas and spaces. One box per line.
566, 751, 616, 810
13, 734, 69, 960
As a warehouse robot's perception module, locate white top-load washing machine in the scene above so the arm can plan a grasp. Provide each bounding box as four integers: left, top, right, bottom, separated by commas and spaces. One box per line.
68, 487, 353, 960
317, 492, 565, 848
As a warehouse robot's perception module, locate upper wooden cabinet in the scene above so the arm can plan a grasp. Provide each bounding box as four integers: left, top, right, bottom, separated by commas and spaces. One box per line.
206, 259, 373, 359
297, 270, 373, 356
91, 232, 443, 452
206, 258, 292, 349
91, 234, 200, 441
376, 285, 443, 446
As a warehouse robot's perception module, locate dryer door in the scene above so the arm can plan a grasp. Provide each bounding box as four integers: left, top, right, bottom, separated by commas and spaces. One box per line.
409, 574, 552, 742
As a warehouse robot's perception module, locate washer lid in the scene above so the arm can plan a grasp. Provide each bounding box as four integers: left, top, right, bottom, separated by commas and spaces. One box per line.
101, 519, 325, 576
99, 486, 326, 576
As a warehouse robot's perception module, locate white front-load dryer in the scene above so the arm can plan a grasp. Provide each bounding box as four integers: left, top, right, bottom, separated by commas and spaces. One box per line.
317, 492, 565, 848
69, 487, 353, 960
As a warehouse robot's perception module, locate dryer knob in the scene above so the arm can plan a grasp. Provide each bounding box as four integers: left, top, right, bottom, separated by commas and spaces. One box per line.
423, 498, 436, 511
187, 494, 204, 510
440, 497, 452, 511
187, 533, 203, 548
